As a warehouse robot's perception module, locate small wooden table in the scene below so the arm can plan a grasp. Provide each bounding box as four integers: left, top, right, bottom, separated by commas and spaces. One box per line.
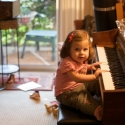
21, 30, 57, 61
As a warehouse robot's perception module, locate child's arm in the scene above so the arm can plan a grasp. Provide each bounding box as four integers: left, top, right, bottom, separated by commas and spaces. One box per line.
87, 62, 102, 71
67, 68, 102, 83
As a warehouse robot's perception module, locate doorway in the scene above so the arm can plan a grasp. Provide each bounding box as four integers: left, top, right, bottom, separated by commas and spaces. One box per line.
2, 0, 57, 71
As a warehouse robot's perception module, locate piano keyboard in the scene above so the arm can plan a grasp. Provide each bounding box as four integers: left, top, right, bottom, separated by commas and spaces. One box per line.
96, 46, 125, 90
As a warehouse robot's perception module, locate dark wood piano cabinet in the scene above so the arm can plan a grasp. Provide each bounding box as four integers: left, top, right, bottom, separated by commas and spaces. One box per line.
92, 28, 125, 125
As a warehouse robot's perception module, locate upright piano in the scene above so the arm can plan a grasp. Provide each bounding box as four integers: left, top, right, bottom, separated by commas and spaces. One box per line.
92, 28, 125, 125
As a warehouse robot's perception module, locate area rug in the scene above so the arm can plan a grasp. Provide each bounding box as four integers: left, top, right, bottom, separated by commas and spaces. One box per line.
3, 72, 55, 91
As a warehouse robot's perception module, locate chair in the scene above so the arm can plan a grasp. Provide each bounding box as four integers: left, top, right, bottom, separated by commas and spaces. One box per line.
74, 19, 83, 30
57, 103, 102, 125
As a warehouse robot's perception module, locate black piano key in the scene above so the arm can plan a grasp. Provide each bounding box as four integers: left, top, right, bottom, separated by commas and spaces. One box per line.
114, 83, 125, 86
114, 84, 125, 87
113, 79, 125, 83
103, 47, 125, 89
113, 80, 125, 85
111, 72, 123, 75
109, 62, 121, 65
115, 86, 125, 89
111, 70, 124, 74
110, 67, 123, 70
111, 73, 125, 77
113, 76, 125, 80
107, 58, 119, 62
112, 77, 124, 81
110, 66, 122, 70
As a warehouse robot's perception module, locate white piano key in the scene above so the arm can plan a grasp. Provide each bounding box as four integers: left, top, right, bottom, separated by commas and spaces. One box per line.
97, 46, 108, 63
100, 64, 110, 71
96, 46, 115, 90
101, 72, 115, 90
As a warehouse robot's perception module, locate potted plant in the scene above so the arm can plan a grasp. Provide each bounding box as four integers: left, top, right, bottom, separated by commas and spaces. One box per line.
19, 7, 31, 25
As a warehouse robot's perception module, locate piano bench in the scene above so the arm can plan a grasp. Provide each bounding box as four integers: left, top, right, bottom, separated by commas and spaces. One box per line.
57, 103, 102, 125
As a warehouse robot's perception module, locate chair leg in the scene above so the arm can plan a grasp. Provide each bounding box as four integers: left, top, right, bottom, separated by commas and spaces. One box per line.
52, 38, 56, 61
36, 41, 39, 51
21, 38, 27, 58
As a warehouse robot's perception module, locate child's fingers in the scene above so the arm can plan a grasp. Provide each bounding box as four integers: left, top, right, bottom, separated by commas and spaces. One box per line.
102, 70, 110, 72
93, 62, 101, 66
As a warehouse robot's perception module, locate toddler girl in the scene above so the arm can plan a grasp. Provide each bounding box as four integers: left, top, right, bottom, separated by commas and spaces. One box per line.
55, 30, 103, 121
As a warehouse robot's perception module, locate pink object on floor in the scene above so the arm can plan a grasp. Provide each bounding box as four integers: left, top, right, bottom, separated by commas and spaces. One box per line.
50, 101, 58, 106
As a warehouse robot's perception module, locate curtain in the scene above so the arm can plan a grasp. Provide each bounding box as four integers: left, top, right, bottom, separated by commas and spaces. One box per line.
57, 0, 94, 42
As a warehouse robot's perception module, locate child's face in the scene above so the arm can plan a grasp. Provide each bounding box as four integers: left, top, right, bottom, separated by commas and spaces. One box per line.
70, 40, 89, 64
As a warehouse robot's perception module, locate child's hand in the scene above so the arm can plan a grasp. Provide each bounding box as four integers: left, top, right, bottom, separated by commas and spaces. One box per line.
94, 68, 102, 78
90, 62, 102, 70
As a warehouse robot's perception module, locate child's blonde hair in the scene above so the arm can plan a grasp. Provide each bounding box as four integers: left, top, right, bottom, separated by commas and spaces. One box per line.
60, 30, 95, 61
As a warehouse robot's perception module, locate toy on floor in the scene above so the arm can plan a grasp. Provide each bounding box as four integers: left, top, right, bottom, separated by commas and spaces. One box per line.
52, 106, 58, 116
45, 104, 58, 116
7, 74, 15, 84
30, 91, 40, 100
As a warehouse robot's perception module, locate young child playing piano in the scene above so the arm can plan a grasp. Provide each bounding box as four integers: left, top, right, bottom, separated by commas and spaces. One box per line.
55, 30, 103, 121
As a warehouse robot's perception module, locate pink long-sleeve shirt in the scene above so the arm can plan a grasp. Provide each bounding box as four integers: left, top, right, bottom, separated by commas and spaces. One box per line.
55, 56, 88, 96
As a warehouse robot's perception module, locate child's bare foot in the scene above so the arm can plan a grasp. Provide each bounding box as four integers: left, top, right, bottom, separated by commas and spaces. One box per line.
94, 106, 102, 121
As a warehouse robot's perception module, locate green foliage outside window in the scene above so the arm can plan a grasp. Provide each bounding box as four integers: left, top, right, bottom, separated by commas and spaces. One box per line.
2, 0, 56, 46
